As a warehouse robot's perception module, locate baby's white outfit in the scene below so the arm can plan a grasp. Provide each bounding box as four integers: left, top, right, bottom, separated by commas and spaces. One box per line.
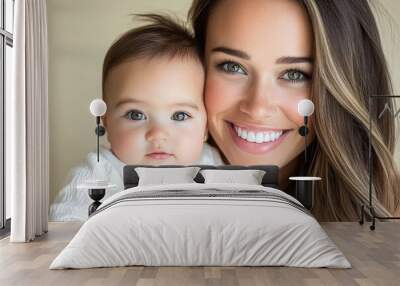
49, 143, 224, 222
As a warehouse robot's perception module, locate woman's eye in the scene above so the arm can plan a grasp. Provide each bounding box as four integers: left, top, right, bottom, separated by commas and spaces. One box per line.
172, 111, 191, 121
217, 61, 247, 75
281, 70, 310, 82
126, 110, 146, 121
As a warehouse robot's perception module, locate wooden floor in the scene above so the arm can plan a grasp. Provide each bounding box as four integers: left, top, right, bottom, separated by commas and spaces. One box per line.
0, 222, 399, 286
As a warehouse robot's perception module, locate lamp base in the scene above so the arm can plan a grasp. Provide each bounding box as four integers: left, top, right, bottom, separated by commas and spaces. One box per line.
88, 188, 105, 216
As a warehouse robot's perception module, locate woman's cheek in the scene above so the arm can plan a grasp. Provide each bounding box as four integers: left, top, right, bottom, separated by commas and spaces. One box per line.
279, 87, 316, 142
205, 77, 225, 114
277, 87, 311, 126
205, 76, 242, 116
282, 98, 304, 126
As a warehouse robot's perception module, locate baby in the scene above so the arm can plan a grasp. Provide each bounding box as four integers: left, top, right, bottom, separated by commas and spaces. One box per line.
50, 14, 223, 221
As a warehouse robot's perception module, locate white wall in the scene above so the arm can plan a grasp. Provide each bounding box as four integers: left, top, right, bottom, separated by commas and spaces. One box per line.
373, 0, 400, 165
47, 0, 400, 205
374, 0, 400, 93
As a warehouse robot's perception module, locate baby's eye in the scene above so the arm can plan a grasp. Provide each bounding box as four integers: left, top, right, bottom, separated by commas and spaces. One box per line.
217, 61, 247, 75
125, 110, 146, 121
172, 111, 191, 121
281, 69, 310, 83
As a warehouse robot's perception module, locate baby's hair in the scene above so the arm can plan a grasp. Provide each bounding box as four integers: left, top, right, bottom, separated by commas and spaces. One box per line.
102, 14, 199, 101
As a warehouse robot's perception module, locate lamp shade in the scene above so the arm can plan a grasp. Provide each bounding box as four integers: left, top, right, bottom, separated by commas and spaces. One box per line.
297, 99, 314, 117
90, 99, 107, 117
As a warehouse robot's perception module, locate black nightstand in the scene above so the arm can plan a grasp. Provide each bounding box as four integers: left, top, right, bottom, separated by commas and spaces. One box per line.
78, 180, 116, 216
289, 176, 321, 210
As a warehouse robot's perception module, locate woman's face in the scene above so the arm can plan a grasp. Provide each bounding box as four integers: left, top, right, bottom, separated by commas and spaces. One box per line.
205, 0, 314, 168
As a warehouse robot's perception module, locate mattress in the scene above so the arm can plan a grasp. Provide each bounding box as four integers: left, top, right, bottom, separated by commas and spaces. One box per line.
50, 183, 351, 269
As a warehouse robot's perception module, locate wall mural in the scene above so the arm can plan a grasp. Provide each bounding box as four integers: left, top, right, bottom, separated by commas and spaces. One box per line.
48, 0, 400, 224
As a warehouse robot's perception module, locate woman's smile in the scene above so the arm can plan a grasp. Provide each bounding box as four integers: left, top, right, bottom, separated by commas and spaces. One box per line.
226, 121, 292, 154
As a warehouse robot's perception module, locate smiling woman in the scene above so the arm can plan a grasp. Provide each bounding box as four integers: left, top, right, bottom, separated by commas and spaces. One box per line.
189, 0, 400, 220
203, 0, 314, 172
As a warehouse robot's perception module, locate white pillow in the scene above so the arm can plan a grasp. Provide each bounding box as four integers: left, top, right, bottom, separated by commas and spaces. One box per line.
135, 167, 200, 186
200, 169, 266, 185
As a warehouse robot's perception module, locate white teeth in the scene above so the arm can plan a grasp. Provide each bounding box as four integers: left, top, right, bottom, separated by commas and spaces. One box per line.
247, 132, 256, 142
256, 133, 264, 143
233, 125, 284, 143
270, 133, 276, 141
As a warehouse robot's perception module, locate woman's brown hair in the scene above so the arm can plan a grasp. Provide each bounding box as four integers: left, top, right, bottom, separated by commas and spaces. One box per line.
189, 0, 400, 220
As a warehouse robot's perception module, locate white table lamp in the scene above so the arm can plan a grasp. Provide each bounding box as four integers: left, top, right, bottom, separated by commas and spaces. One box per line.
90, 99, 107, 162
297, 99, 315, 163
77, 99, 115, 216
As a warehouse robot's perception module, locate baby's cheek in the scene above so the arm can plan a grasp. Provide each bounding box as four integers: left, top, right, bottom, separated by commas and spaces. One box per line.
107, 121, 128, 145
174, 122, 206, 161
177, 120, 206, 139
119, 128, 144, 147
110, 126, 142, 154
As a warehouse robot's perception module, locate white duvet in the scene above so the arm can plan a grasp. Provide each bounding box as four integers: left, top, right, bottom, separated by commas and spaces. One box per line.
50, 183, 351, 269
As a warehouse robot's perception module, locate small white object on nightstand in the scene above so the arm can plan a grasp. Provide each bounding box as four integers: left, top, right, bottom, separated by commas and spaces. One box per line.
289, 176, 321, 181
77, 179, 117, 190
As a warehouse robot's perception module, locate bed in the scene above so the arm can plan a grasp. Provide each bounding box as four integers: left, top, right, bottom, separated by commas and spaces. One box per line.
49, 165, 350, 269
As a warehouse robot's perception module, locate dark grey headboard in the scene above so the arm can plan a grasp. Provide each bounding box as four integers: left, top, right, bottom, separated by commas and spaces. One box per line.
123, 165, 279, 189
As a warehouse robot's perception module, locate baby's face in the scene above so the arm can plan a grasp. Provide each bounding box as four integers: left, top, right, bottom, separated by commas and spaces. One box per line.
103, 56, 207, 165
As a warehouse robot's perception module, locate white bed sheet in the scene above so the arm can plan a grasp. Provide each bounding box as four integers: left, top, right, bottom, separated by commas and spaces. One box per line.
50, 183, 351, 269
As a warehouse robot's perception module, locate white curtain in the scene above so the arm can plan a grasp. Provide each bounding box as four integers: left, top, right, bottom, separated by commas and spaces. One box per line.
6, 0, 49, 242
